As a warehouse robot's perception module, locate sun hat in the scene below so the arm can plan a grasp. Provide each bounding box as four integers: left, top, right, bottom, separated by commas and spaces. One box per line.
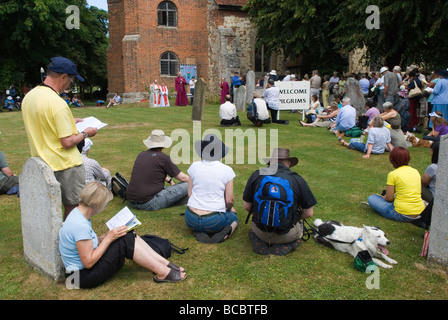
82, 138, 93, 154
380, 67, 388, 74
47, 57, 85, 82
143, 130, 173, 149
194, 134, 229, 161
429, 111, 442, 118
270, 70, 277, 75
263, 148, 298, 168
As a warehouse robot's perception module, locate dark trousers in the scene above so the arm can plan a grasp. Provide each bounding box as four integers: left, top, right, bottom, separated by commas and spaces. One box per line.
75, 232, 136, 288
267, 104, 288, 124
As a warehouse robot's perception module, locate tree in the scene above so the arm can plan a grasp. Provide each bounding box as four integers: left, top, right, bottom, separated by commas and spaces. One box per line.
331, 0, 448, 70
0, 0, 108, 94
244, 0, 448, 73
244, 0, 348, 75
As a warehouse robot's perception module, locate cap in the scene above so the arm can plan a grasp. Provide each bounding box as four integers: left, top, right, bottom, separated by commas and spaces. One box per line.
47, 57, 85, 82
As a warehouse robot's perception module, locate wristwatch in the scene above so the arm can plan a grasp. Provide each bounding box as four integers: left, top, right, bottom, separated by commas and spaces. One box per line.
81, 131, 88, 139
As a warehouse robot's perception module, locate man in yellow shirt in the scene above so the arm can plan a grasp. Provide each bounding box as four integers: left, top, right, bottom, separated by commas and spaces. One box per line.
22, 57, 98, 219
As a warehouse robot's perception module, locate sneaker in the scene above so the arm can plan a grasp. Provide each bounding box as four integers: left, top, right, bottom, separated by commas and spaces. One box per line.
360, 202, 371, 210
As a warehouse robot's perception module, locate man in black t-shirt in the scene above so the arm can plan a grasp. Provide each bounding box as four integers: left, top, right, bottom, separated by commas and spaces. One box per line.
243, 148, 317, 244
126, 130, 189, 211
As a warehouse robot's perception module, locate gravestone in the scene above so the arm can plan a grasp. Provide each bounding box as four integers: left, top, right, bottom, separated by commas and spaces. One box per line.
192, 78, 207, 121
19, 157, 65, 282
427, 135, 448, 266
234, 85, 246, 112
246, 70, 256, 104
345, 77, 365, 115
149, 84, 155, 107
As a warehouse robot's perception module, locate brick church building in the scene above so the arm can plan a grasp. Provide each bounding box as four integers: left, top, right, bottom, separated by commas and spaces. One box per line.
106, 0, 271, 102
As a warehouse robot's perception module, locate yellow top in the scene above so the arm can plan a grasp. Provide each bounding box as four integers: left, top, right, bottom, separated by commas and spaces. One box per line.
387, 165, 425, 216
22, 86, 82, 171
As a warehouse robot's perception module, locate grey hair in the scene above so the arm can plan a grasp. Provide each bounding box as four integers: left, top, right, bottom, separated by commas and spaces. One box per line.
383, 102, 394, 110
342, 97, 351, 104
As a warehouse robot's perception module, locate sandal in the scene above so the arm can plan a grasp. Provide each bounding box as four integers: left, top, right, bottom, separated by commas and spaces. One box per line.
154, 268, 187, 283
168, 262, 185, 272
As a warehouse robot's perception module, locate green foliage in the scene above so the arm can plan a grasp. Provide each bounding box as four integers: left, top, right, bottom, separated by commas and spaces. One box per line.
0, 0, 108, 91
245, 0, 448, 72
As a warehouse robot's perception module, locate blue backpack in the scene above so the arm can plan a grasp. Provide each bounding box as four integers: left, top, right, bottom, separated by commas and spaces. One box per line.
247, 99, 258, 123
247, 175, 295, 234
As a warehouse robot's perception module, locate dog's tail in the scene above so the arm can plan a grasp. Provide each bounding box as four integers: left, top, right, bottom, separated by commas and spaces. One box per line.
313, 219, 323, 227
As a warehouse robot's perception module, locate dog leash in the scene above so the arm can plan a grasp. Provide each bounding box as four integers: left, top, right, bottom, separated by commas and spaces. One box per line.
302, 220, 358, 245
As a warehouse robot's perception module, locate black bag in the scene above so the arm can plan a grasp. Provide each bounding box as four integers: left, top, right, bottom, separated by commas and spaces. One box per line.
140, 234, 188, 259
111, 172, 129, 203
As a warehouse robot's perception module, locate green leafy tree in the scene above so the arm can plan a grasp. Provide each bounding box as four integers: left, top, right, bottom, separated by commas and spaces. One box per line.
244, 0, 348, 75
0, 0, 108, 94
245, 0, 448, 73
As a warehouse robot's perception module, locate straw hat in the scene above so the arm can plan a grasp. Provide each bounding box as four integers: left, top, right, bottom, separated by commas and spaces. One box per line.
143, 130, 172, 149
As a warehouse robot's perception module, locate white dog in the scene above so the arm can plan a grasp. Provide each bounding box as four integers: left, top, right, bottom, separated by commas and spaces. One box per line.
313, 219, 397, 269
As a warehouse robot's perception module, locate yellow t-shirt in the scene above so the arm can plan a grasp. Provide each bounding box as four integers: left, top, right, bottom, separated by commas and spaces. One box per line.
387, 166, 425, 216
22, 86, 82, 171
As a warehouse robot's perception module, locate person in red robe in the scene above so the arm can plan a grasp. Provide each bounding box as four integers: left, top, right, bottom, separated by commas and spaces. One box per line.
220, 77, 229, 104
175, 72, 189, 106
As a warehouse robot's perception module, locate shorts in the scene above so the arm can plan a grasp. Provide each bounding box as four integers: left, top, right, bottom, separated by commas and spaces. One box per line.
53, 164, 85, 205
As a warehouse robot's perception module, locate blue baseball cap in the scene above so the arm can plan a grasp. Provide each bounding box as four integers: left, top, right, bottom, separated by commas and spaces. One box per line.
47, 57, 85, 82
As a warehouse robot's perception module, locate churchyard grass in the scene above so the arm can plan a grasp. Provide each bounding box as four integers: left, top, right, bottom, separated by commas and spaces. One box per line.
1, 101, 448, 300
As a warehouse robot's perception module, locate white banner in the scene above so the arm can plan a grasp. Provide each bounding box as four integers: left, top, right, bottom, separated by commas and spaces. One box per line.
275, 81, 310, 110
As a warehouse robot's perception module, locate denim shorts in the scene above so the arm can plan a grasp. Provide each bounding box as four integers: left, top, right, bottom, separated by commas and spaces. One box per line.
184, 206, 238, 234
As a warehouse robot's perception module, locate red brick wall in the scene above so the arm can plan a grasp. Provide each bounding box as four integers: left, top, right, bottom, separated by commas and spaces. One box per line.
107, 0, 209, 97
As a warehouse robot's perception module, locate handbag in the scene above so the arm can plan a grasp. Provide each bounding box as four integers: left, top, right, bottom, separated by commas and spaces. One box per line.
408, 81, 422, 98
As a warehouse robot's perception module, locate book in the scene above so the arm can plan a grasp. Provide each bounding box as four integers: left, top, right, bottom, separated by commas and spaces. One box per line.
76, 116, 108, 132
106, 206, 141, 232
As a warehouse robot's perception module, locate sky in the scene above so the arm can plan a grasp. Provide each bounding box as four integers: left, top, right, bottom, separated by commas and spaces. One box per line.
86, 0, 108, 11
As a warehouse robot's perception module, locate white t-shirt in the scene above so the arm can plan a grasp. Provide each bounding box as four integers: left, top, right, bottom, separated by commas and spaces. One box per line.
254, 98, 270, 120
187, 160, 235, 212
263, 86, 280, 110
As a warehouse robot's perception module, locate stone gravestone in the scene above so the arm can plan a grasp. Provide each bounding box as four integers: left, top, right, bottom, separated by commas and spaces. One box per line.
234, 85, 246, 112
149, 84, 155, 107
19, 157, 65, 282
246, 70, 255, 104
192, 78, 207, 121
427, 135, 448, 266
345, 77, 365, 115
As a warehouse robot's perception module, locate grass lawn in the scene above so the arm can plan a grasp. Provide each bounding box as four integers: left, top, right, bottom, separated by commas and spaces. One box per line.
0, 100, 447, 301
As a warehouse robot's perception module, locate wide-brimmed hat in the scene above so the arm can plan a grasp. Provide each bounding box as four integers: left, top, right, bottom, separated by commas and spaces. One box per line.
143, 130, 172, 149
270, 70, 277, 75
194, 134, 229, 161
263, 148, 298, 167
380, 67, 389, 74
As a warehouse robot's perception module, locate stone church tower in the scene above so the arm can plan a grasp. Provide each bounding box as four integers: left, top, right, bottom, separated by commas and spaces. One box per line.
106, 0, 256, 102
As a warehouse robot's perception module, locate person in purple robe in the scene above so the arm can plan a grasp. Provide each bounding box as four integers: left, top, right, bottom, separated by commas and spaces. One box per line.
175, 72, 189, 106
220, 77, 230, 104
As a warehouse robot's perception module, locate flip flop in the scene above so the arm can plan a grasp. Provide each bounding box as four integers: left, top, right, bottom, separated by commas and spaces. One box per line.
154, 268, 187, 283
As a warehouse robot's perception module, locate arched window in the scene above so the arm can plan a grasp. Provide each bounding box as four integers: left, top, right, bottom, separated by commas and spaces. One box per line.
158, 1, 177, 27
160, 52, 179, 76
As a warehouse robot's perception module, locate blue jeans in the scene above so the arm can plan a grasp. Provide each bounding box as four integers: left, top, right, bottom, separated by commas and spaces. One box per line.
367, 195, 414, 222
128, 182, 188, 211
185, 206, 238, 234
349, 141, 367, 153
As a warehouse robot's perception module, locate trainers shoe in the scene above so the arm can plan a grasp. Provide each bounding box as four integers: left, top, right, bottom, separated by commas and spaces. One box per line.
360, 202, 371, 210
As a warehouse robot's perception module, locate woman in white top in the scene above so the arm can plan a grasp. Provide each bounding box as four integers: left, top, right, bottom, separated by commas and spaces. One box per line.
185, 134, 238, 243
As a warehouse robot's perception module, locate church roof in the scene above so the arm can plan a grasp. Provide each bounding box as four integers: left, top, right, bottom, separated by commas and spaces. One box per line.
214, 0, 248, 7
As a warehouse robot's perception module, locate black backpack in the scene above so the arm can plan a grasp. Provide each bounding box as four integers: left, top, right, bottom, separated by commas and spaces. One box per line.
247, 99, 258, 124
246, 174, 296, 234
140, 235, 189, 259
111, 172, 129, 203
